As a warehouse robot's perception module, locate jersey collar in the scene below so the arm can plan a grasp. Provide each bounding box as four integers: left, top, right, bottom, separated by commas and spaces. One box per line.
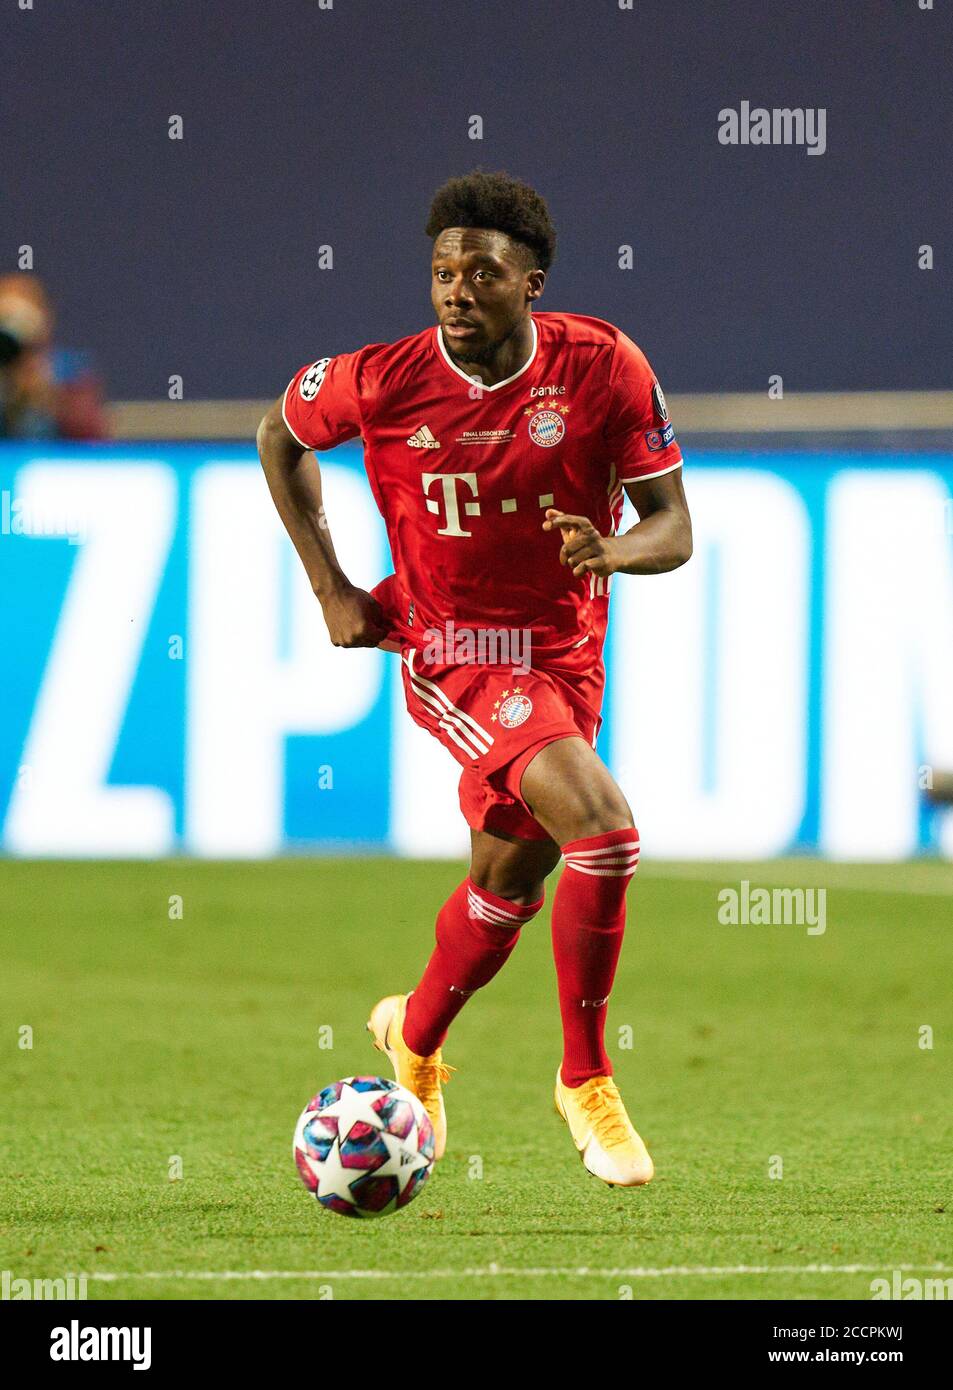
434, 317, 538, 393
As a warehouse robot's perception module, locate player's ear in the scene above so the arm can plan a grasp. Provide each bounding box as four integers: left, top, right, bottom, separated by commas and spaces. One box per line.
526, 269, 545, 302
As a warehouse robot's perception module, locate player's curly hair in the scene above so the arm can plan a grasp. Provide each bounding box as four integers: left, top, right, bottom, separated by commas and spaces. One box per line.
425, 170, 557, 272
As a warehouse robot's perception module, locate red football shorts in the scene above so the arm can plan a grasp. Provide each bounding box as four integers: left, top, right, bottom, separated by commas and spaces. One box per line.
397, 642, 605, 841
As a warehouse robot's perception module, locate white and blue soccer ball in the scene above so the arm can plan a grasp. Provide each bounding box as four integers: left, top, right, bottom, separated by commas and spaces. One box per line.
293, 1076, 435, 1218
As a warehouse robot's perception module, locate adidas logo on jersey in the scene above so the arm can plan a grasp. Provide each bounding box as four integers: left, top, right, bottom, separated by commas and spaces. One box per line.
407, 424, 441, 449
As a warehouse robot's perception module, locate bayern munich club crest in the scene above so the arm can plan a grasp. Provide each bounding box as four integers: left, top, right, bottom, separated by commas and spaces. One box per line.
528, 409, 566, 447
496, 692, 533, 729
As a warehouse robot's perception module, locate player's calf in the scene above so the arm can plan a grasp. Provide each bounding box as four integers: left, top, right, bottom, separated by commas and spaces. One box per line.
548, 825, 650, 1183
403, 877, 544, 1059
518, 736, 641, 1087
552, 826, 640, 1084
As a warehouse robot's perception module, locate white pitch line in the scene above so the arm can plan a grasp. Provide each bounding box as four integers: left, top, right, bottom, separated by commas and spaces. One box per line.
87, 1263, 953, 1282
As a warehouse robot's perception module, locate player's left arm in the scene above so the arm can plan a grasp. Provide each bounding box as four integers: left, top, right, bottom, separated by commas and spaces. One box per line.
543, 469, 692, 578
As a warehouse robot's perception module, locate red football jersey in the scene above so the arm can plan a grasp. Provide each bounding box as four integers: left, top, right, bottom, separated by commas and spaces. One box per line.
282, 312, 682, 656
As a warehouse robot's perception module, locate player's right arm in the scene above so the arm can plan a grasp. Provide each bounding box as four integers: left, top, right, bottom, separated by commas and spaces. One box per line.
257, 357, 386, 648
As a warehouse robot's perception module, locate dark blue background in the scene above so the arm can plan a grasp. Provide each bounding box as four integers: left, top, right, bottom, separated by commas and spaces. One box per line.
3, 0, 950, 399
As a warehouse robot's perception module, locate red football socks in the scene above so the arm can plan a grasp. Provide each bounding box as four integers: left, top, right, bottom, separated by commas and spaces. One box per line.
551, 828, 641, 1087
403, 878, 543, 1056
404, 829, 639, 1078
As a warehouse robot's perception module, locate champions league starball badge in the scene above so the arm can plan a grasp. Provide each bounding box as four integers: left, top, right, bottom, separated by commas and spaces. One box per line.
300, 357, 331, 401
651, 381, 669, 422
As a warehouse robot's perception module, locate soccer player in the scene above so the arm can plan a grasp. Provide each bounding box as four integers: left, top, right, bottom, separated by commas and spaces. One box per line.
258, 171, 692, 1187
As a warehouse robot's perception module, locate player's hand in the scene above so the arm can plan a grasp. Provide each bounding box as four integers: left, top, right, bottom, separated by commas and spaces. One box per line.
542, 510, 619, 578
319, 583, 388, 648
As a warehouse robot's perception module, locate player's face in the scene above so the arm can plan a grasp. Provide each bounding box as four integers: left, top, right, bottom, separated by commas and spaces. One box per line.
431, 228, 540, 365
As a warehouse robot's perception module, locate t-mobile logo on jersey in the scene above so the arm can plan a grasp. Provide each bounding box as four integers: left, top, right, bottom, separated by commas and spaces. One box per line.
421, 472, 480, 537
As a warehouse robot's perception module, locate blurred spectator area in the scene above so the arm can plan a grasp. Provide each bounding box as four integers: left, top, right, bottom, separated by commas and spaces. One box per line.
0, 275, 108, 440
105, 390, 953, 446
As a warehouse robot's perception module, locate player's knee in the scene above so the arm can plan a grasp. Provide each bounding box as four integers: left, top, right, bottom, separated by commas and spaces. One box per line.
470, 868, 547, 910
468, 836, 561, 907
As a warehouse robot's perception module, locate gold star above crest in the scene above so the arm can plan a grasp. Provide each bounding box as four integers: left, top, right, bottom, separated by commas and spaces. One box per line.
501, 690, 510, 699
513, 686, 523, 694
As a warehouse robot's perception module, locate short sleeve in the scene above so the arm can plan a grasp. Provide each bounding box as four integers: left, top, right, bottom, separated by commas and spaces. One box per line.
603, 333, 682, 484
282, 351, 368, 451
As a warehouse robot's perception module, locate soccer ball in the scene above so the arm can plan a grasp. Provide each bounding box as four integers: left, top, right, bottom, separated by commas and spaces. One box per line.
293, 1075, 435, 1217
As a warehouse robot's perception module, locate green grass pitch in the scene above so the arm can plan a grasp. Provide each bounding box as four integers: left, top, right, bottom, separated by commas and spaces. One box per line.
1, 857, 950, 1301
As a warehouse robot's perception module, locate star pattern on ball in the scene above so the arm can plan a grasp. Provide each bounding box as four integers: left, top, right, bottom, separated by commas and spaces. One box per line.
313, 1080, 429, 1208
